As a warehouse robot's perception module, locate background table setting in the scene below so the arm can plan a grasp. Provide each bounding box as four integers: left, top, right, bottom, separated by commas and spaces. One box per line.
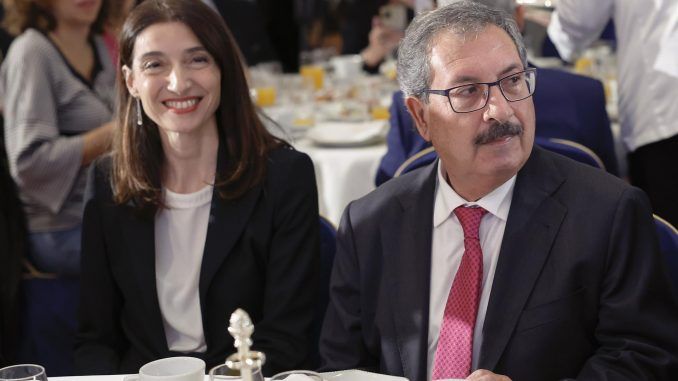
253, 61, 397, 226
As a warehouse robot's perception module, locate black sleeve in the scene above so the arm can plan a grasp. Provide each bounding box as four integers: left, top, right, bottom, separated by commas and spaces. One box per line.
74, 161, 127, 375
576, 187, 678, 380
319, 201, 379, 372
252, 150, 320, 375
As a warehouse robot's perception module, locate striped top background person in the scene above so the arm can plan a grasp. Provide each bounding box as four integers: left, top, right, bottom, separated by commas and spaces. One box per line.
1, 29, 115, 235
0, 0, 113, 375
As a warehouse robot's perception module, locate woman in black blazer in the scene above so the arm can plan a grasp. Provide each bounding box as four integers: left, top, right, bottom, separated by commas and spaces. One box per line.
75, 0, 319, 376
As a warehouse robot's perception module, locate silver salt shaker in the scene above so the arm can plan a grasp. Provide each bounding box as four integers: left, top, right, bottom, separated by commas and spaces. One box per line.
225, 309, 266, 381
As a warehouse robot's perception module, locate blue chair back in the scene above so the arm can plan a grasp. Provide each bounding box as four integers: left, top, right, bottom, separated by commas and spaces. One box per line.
310, 216, 337, 368
535, 137, 605, 170
394, 146, 437, 178
654, 215, 678, 293
391, 138, 606, 179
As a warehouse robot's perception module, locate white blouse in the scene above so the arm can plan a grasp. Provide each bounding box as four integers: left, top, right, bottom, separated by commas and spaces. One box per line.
155, 184, 213, 353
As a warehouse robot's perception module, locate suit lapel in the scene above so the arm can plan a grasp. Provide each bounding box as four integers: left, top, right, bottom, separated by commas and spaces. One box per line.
478, 147, 567, 370
198, 143, 262, 307
384, 162, 438, 381
198, 185, 261, 302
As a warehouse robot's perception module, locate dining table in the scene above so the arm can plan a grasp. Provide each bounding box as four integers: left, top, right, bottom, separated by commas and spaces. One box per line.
263, 104, 391, 227
49, 369, 411, 381
294, 139, 387, 227
51, 376, 135, 381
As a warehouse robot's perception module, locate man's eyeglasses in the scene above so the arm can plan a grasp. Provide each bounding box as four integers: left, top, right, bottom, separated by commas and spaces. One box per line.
424, 68, 537, 113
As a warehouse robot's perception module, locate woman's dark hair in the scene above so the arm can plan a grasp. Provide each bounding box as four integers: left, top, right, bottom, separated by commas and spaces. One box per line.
2, 0, 109, 35
112, 0, 283, 213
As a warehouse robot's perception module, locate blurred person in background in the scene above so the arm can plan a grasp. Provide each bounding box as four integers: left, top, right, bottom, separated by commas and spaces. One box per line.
102, 0, 136, 66
340, 0, 414, 72
298, 0, 343, 53
548, 0, 678, 226
0, 0, 114, 375
202, 0, 300, 72
76, 0, 318, 375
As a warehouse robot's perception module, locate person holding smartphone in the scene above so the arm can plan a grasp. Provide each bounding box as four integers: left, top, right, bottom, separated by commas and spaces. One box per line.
341, 0, 414, 72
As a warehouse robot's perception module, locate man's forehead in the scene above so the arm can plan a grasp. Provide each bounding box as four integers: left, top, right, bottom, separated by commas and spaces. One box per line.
428, 26, 522, 82
429, 25, 517, 57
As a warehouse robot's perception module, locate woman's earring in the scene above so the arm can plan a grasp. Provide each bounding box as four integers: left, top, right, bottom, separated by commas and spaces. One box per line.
136, 97, 143, 126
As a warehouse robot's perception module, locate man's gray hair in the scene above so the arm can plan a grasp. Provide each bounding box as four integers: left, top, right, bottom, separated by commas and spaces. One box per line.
397, 0, 527, 101
439, 0, 517, 16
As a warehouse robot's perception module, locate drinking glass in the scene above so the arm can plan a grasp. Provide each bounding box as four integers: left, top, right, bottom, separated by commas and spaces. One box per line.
209, 363, 264, 381
249, 65, 280, 107
0, 364, 47, 381
300, 65, 325, 91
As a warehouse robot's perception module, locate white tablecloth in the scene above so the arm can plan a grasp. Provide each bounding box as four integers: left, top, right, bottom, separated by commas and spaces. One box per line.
49, 376, 306, 381
51, 376, 136, 381
49, 369, 410, 381
295, 140, 387, 227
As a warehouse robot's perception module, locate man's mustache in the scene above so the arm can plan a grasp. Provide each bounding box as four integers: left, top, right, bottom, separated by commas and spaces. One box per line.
474, 121, 523, 145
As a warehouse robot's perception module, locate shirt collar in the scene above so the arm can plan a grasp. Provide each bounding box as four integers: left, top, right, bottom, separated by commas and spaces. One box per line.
433, 160, 516, 227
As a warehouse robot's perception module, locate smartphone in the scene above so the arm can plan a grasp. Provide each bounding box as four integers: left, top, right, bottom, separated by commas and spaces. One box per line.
379, 4, 408, 32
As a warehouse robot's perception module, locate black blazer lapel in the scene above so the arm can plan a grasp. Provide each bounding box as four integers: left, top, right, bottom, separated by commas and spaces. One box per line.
384, 162, 438, 381
478, 147, 568, 370
198, 142, 263, 310
198, 185, 261, 301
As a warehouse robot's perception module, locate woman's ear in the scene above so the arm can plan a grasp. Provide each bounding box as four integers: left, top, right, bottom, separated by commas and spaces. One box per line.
122, 65, 138, 98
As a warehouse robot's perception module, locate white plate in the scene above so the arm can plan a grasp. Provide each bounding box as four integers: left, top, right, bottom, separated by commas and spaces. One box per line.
306, 121, 388, 147
319, 369, 409, 381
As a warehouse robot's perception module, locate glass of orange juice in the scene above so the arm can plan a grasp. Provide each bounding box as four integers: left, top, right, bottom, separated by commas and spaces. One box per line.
371, 105, 390, 120
254, 86, 276, 107
300, 65, 325, 90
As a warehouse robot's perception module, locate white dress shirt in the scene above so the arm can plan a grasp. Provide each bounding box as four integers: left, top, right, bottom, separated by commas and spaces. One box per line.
155, 184, 213, 353
427, 162, 516, 380
547, 0, 678, 151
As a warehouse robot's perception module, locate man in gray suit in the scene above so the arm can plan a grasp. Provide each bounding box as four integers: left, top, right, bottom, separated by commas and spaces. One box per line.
319, 2, 678, 380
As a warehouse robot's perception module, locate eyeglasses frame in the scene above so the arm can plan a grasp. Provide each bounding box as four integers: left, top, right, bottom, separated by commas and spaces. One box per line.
423, 67, 538, 114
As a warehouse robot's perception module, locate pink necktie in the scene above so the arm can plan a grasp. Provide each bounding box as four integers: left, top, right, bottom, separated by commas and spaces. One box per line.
432, 206, 488, 380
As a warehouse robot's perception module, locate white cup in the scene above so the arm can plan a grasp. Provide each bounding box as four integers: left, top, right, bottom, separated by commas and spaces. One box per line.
124, 357, 205, 381
330, 55, 363, 79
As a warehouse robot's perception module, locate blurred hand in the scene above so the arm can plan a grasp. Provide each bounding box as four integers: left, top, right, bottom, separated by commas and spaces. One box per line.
466, 369, 512, 381
361, 16, 404, 68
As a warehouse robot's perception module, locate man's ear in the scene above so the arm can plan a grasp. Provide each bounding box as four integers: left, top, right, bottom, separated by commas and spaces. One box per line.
122, 65, 138, 98
405, 96, 431, 142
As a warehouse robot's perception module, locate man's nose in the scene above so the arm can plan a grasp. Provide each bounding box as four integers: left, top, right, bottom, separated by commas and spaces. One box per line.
482, 84, 514, 123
